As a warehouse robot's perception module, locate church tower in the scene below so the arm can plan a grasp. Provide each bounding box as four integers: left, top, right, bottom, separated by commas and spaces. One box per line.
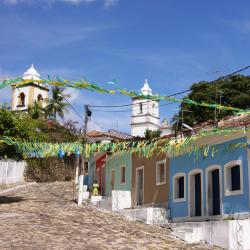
11, 65, 49, 111
131, 79, 160, 137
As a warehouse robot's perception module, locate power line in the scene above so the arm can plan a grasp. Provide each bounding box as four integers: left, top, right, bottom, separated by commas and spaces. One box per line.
62, 65, 250, 117
91, 109, 131, 113
91, 102, 177, 113
63, 96, 85, 122
89, 65, 250, 109
89, 100, 152, 108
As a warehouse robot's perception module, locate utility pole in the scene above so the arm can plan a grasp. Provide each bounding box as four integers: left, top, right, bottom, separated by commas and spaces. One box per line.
214, 83, 218, 128
77, 104, 91, 206
180, 109, 193, 136
217, 90, 223, 114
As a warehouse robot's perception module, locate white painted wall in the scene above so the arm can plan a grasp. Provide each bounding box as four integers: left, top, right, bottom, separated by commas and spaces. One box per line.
33, 87, 49, 108
171, 219, 250, 249
112, 190, 131, 211
12, 85, 49, 111
131, 98, 160, 137
13, 87, 30, 111
118, 207, 167, 224
229, 220, 250, 250
132, 99, 159, 117
0, 160, 26, 184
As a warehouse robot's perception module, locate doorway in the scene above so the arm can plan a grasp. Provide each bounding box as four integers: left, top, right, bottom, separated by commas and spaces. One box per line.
136, 167, 144, 205
206, 166, 221, 216
110, 170, 115, 194
189, 170, 202, 217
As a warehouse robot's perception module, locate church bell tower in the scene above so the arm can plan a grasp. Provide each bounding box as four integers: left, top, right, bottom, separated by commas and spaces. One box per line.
11, 64, 49, 111
131, 79, 160, 137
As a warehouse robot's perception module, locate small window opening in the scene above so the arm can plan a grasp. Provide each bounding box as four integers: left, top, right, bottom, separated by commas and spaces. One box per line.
121, 166, 126, 183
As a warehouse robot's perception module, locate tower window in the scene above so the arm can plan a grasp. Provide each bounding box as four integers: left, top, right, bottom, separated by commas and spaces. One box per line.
139, 103, 143, 113
17, 92, 25, 107
152, 103, 156, 115
37, 94, 43, 107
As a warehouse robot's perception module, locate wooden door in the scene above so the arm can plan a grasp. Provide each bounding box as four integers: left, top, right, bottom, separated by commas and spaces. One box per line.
195, 173, 202, 216
110, 170, 115, 193
136, 168, 144, 205
212, 169, 220, 215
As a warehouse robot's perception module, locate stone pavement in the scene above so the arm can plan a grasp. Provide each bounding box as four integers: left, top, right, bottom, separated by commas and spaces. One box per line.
0, 182, 219, 249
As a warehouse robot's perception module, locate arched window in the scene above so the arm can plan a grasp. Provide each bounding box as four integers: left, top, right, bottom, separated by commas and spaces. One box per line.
37, 94, 43, 107
18, 92, 25, 107
139, 103, 143, 113
152, 103, 156, 115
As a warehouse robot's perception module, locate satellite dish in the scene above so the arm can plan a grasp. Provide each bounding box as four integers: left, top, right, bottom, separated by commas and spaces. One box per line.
183, 123, 193, 131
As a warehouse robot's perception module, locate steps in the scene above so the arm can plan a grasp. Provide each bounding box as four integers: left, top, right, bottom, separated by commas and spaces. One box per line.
94, 197, 112, 211
118, 207, 169, 225
170, 224, 202, 243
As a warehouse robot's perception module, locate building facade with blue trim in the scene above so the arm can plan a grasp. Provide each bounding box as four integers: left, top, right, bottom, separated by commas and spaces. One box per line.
168, 134, 250, 222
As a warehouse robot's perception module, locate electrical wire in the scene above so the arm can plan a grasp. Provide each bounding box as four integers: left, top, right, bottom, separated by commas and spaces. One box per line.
89, 65, 250, 109
91, 102, 178, 113
63, 96, 85, 122
62, 66, 250, 116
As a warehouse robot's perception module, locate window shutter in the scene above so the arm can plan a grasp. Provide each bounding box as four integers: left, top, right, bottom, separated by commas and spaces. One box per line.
231, 165, 240, 191
178, 176, 184, 198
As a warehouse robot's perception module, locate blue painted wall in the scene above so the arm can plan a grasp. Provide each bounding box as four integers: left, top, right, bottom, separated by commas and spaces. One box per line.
105, 153, 132, 196
169, 137, 249, 219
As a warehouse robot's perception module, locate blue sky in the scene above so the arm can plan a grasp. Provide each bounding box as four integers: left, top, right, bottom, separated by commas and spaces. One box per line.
1, 0, 250, 133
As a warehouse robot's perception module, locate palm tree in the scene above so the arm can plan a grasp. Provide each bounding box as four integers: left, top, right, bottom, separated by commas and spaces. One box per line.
46, 87, 70, 121
144, 129, 162, 139
28, 101, 45, 120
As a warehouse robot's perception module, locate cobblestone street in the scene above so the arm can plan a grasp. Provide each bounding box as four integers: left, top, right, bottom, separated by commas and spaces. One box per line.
0, 182, 217, 249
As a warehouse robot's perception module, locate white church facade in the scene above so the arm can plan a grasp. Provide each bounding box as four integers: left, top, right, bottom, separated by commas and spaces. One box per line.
131, 79, 160, 137
131, 79, 172, 137
11, 64, 49, 111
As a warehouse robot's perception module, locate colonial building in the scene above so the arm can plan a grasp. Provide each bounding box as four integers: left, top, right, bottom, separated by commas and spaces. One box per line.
131, 79, 160, 137
11, 64, 49, 111
132, 152, 169, 207
168, 115, 250, 222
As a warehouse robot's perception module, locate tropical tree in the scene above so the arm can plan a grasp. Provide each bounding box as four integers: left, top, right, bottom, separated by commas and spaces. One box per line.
144, 129, 162, 139
28, 101, 46, 120
63, 120, 81, 136
45, 87, 70, 121
0, 107, 46, 158
173, 75, 250, 128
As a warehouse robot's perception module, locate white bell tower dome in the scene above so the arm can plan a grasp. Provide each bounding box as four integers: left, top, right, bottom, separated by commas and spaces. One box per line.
140, 79, 152, 96
131, 79, 160, 137
23, 64, 41, 81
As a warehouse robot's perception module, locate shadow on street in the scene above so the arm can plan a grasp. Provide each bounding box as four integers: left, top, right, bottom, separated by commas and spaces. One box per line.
0, 196, 24, 204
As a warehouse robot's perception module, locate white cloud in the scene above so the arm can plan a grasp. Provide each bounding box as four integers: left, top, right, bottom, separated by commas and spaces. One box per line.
3, 0, 119, 8
4, 0, 34, 4
104, 0, 119, 8
55, 86, 130, 132
0, 85, 12, 106
238, 20, 250, 33
227, 19, 250, 34
63, 96, 130, 133
0, 23, 112, 49
4, 0, 17, 4
62, 0, 95, 4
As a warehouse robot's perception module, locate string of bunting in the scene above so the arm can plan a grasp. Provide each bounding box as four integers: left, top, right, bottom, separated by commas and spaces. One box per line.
0, 126, 249, 159
1, 77, 250, 115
